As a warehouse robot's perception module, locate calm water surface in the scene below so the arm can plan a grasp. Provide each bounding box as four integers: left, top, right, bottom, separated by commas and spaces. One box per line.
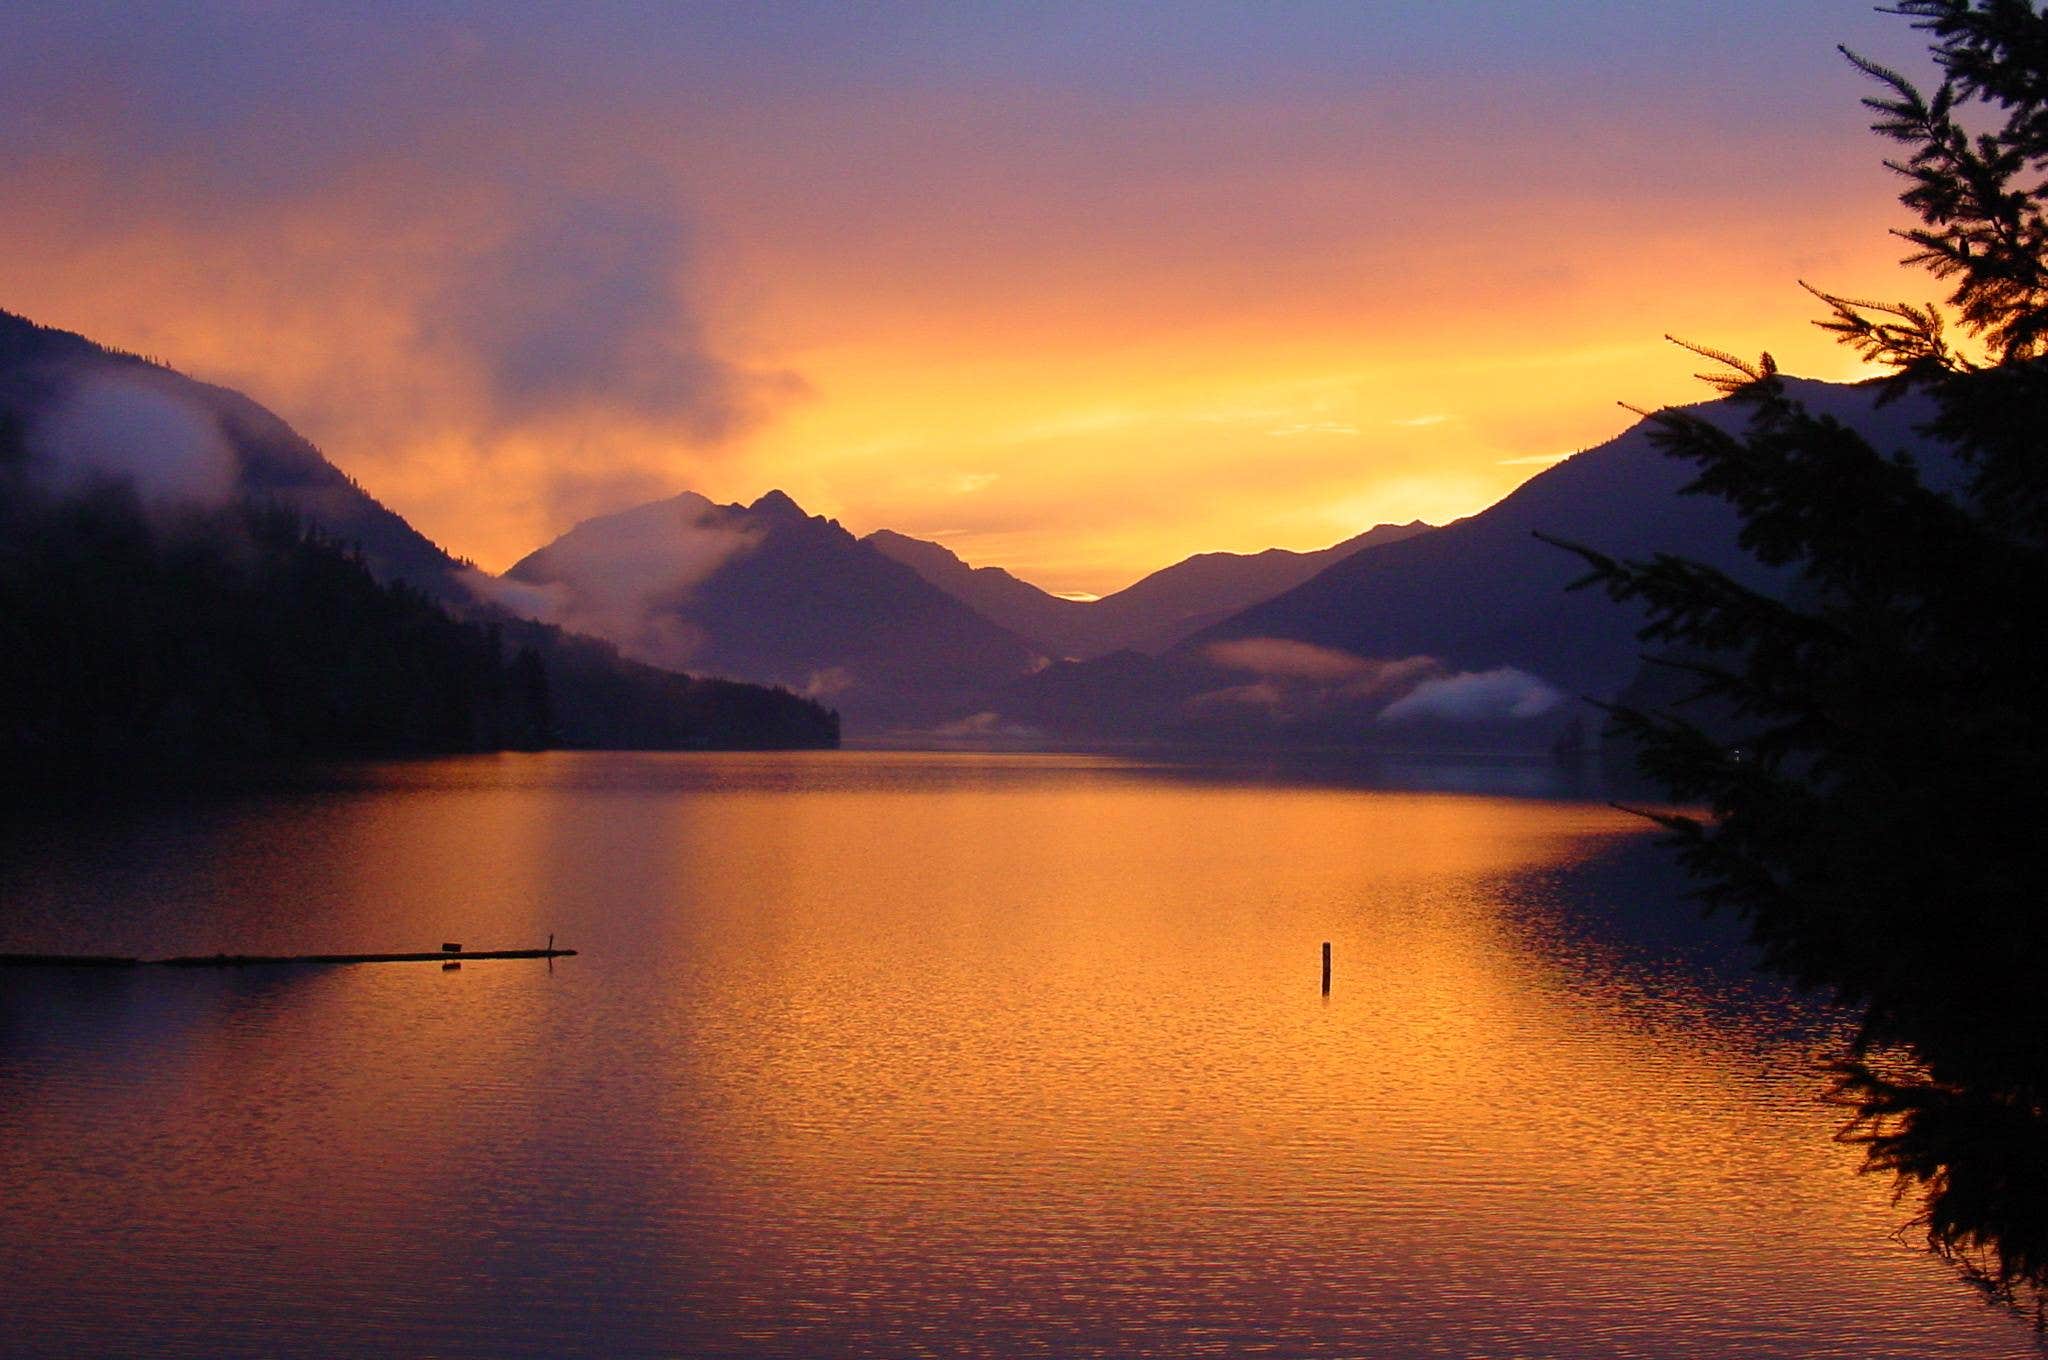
0, 752, 2038, 1358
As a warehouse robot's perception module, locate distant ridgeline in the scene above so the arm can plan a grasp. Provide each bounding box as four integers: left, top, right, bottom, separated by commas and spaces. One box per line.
2, 306, 1938, 760
0, 308, 837, 783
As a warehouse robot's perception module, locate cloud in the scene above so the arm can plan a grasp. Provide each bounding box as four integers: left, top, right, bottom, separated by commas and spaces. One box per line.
1192, 642, 1450, 726
1183, 680, 1287, 715
802, 666, 856, 699
1175, 648, 1573, 743
30, 370, 238, 507
924, 710, 1047, 744
1204, 640, 1439, 702
1206, 637, 1375, 684
471, 496, 761, 670
1377, 667, 1562, 723
453, 568, 570, 622
424, 190, 805, 439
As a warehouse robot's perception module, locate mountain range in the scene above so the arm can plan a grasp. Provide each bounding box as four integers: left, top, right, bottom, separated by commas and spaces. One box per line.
502, 377, 1924, 749
972, 377, 1927, 750
497, 486, 1440, 731
1192, 378, 1927, 688
863, 520, 1433, 659
7, 305, 1933, 758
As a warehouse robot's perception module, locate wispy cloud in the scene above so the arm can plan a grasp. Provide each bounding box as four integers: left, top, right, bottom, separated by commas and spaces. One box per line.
424, 189, 806, 440
1190, 642, 1563, 728
30, 370, 237, 510
1267, 421, 1359, 438
1378, 667, 1562, 723
477, 497, 763, 671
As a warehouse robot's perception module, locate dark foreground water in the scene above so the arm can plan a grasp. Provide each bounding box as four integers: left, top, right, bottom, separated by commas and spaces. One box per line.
0, 752, 2039, 1358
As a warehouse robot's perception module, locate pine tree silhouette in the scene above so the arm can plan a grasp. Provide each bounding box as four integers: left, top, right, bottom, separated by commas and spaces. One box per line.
1551, 0, 2048, 1305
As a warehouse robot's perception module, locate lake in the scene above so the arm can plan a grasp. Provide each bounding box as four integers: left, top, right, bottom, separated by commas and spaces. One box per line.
0, 752, 2038, 1358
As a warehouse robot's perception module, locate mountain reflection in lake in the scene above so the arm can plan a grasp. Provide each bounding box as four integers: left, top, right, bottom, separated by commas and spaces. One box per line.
0, 752, 2039, 1358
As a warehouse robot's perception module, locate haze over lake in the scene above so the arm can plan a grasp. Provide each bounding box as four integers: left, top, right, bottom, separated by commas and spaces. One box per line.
0, 753, 2034, 1358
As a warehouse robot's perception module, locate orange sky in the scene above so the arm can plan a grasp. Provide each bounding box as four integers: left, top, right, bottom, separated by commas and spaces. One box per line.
0, 3, 1929, 594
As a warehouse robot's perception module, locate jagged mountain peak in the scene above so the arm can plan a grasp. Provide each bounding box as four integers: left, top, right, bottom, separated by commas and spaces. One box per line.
506, 487, 1038, 733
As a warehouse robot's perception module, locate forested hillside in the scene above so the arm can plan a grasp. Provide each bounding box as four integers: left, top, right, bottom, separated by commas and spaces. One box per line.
0, 310, 839, 781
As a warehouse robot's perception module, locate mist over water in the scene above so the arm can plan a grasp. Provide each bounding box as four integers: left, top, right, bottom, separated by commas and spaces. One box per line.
0, 753, 2037, 1358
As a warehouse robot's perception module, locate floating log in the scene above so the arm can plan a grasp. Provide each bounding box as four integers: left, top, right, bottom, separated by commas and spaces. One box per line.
0, 947, 574, 969
161, 948, 573, 967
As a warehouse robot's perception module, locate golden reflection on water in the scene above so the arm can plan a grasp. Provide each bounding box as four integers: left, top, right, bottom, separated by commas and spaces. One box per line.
0, 753, 2039, 1357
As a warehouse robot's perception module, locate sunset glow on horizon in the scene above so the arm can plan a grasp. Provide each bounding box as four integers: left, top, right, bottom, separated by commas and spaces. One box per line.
0, 1, 1934, 594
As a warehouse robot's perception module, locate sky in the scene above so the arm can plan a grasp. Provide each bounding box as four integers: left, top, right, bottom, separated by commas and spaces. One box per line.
0, 2, 1938, 595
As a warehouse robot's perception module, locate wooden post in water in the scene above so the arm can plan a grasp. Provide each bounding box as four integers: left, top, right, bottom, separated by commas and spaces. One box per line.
1321, 941, 1332, 995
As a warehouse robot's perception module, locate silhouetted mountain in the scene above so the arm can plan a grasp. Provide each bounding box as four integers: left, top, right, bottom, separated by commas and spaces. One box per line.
505, 490, 1041, 732
1194, 379, 1926, 692
862, 529, 1093, 655
989, 379, 1932, 751
1086, 520, 1436, 654
864, 519, 1433, 658
0, 308, 837, 759
0, 309, 465, 595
